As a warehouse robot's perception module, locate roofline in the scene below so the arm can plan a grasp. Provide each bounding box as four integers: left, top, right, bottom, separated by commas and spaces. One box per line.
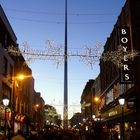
0, 5, 17, 43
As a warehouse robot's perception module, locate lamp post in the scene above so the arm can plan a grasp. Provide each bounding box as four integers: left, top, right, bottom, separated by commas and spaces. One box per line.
17, 74, 25, 81
92, 115, 96, 120
94, 96, 101, 122
34, 104, 40, 129
12, 74, 25, 132
119, 98, 125, 140
2, 98, 9, 135
63, 0, 68, 129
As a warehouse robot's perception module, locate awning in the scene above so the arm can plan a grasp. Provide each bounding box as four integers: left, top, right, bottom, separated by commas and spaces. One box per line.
102, 110, 136, 125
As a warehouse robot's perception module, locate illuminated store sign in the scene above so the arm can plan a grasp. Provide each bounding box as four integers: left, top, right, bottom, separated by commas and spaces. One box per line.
109, 110, 117, 117
118, 27, 133, 84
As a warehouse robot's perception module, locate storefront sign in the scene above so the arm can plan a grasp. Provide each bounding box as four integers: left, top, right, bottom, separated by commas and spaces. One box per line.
106, 89, 114, 105
127, 101, 135, 109
118, 27, 133, 84
109, 110, 118, 117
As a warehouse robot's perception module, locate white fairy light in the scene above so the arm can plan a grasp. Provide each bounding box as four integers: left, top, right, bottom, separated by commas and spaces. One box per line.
6, 41, 101, 68
6, 42, 139, 68
101, 46, 139, 67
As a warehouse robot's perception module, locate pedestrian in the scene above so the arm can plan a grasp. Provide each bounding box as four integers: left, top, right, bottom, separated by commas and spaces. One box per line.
11, 129, 25, 140
134, 125, 140, 140
125, 129, 132, 140
72, 130, 81, 140
112, 130, 118, 140
28, 130, 39, 140
93, 123, 103, 140
61, 130, 72, 140
0, 132, 6, 140
7, 130, 14, 140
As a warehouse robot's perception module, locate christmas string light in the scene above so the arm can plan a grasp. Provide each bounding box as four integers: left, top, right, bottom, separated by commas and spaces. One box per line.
6, 41, 101, 68
6, 42, 139, 68
101, 45, 139, 67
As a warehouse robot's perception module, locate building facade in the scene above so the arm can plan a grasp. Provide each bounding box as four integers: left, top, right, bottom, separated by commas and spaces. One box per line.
81, 79, 94, 120
0, 4, 18, 132
0, 5, 45, 134
80, 0, 140, 137
99, 0, 140, 137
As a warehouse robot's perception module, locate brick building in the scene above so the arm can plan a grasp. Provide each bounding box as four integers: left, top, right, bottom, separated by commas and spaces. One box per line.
99, 0, 140, 136
0, 5, 45, 133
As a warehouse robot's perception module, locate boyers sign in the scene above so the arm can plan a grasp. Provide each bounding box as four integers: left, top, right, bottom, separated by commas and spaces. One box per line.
118, 27, 134, 84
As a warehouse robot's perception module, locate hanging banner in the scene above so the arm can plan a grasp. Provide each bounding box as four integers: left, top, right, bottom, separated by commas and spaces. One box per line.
118, 26, 134, 84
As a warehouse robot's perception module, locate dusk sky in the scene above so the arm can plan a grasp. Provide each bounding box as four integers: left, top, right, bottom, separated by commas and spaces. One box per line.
0, 0, 126, 118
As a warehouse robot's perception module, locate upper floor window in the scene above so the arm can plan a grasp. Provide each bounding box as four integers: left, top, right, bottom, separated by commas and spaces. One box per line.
9, 64, 13, 81
3, 56, 8, 76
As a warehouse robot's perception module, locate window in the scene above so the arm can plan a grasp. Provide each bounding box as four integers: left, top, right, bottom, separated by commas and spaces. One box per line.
3, 57, 8, 76
9, 64, 13, 81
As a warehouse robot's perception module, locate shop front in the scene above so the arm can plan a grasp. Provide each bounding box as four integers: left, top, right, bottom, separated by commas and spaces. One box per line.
0, 104, 12, 133
101, 103, 136, 139
14, 114, 30, 134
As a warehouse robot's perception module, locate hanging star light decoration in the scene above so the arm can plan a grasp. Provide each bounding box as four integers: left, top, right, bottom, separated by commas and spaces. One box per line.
79, 42, 102, 68
6, 40, 101, 68
6, 42, 139, 68
81, 101, 91, 110
101, 45, 139, 67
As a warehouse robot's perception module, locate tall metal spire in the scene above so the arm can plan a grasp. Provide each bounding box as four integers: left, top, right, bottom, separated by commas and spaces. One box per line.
63, 0, 68, 129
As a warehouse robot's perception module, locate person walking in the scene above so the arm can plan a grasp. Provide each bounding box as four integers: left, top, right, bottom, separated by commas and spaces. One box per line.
11, 130, 25, 140
134, 127, 140, 140
125, 129, 133, 140
0, 133, 6, 140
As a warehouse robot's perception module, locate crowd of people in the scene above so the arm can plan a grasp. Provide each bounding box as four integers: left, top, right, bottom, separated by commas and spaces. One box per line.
0, 124, 140, 140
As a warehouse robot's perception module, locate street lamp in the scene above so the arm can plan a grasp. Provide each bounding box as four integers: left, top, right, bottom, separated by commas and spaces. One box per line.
92, 115, 96, 120
12, 73, 25, 132
119, 98, 125, 140
94, 96, 101, 121
34, 104, 40, 128
17, 74, 25, 81
119, 98, 125, 106
94, 96, 100, 103
2, 98, 9, 135
92, 115, 95, 119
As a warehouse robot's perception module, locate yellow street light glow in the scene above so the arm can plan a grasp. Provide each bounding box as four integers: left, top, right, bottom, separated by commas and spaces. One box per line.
17, 74, 25, 80
35, 104, 39, 108
34, 104, 40, 112
94, 96, 100, 103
